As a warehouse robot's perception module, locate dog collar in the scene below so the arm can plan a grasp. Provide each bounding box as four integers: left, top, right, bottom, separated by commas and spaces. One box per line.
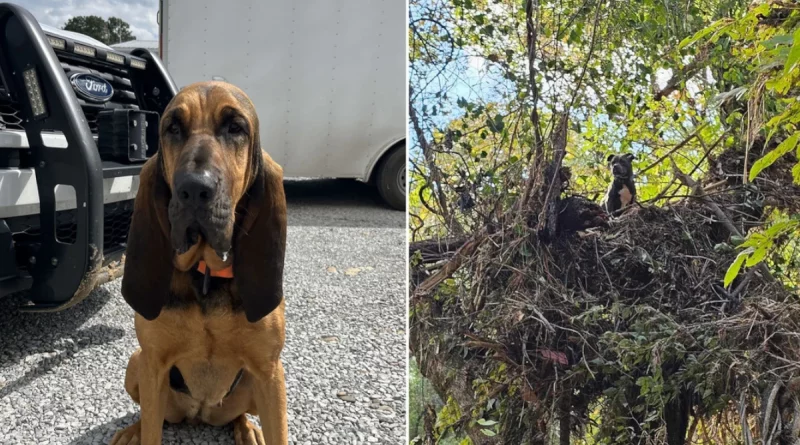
196, 260, 234, 278
196, 260, 233, 296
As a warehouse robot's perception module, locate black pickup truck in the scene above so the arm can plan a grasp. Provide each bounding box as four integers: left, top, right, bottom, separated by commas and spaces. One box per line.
0, 3, 176, 311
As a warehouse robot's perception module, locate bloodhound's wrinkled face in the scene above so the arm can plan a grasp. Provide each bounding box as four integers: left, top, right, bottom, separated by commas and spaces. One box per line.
122, 80, 287, 322
159, 82, 260, 271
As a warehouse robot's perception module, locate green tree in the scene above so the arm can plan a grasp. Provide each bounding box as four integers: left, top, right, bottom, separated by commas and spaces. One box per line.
63, 15, 136, 45
63, 15, 107, 42
106, 17, 135, 44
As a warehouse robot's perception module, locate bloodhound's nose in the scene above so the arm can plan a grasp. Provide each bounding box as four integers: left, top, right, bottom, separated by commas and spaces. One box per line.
175, 171, 217, 208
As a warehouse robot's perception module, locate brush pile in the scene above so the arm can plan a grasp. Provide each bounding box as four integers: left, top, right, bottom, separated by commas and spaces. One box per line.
410, 147, 800, 444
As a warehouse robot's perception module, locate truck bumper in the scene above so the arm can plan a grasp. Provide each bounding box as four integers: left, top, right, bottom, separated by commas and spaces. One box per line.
0, 3, 176, 310
0, 165, 139, 219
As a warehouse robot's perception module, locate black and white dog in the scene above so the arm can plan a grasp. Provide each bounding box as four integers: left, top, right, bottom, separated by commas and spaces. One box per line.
602, 153, 636, 216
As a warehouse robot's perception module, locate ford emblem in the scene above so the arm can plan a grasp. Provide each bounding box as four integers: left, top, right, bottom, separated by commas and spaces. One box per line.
69, 73, 113, 103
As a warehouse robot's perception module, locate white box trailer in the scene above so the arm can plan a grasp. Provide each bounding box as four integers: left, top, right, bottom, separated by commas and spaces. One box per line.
158, 0, 406, 210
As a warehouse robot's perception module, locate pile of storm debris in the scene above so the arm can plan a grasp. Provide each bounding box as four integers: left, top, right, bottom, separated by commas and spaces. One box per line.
410, 138, 800, 444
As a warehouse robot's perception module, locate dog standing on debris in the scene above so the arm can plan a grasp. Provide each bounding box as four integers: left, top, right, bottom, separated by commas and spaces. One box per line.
602, 153, 636, 216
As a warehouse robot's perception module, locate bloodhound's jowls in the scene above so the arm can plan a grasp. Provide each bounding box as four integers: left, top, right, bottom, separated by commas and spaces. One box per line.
110, 81, 288, 445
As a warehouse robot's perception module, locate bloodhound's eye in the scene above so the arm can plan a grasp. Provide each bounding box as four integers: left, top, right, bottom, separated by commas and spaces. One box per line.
228, 121, 245, 135
167, 122, 181, 135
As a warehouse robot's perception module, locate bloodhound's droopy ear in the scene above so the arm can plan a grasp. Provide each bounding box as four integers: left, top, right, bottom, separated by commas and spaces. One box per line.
233, 148, 287, 323
121, 154, 173, 320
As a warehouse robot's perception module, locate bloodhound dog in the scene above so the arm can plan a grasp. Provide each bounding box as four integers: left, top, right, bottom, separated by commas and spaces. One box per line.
110, 81, 288, 445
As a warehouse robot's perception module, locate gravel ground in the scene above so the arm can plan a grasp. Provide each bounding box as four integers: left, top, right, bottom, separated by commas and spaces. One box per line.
0, 179, 407, 445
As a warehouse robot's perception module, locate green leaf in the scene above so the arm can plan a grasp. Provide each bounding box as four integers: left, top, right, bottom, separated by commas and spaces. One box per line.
477, 419, 499, 426
785, 27, 800, 75
745, 245, 768, 267
678, 20, 727, 50
792, 162, 800, 184
762, 33, 793, 49
741, 233, 765, 248
481, 429, 497, 437
753, 3, 771, 15
724, 248, 752, 288
765, 219, 797, 238
568, 28, 580, 44
487, 113, 504, 133
749, 132, 800, 181
725, 136, 735, 147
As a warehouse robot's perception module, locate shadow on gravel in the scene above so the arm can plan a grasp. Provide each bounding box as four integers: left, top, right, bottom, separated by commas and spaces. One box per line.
284, 179, 404, 228
0, 286, 123, 398
70, 412, 238, 445
67, 412, 138, 445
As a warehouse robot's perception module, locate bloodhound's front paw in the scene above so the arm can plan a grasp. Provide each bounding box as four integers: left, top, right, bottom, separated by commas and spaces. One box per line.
233, 414, 266, 445
110, 421, 141, 445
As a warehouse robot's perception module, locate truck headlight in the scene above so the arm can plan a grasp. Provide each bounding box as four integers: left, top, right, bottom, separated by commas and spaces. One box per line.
47, 36, 65, 51
73, 43, 96, 58
106, 52, 125, 65
130, 59, 146, 70
22, 68, 46, 119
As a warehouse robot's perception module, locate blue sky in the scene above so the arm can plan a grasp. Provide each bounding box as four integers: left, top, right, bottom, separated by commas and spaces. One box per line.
10, 0, 159, 40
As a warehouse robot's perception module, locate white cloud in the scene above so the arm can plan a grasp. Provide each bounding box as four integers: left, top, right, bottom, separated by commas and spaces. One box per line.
10, 0, 158, 40
655, 68, 672, 90
467, 54, 485, 73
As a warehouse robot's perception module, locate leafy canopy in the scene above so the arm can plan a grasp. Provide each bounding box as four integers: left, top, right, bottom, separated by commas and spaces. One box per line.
63, 15, 136, 45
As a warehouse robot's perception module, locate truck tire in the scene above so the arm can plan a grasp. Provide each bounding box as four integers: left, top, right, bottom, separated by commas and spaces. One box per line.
375, 144, 406, 211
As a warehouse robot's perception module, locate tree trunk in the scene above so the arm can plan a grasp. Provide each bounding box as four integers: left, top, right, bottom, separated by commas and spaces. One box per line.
664, 390, 691, 445
559, 391, 571, 445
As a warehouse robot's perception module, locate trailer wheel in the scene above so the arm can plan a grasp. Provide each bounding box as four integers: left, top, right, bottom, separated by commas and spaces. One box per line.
375, 144, 405, 211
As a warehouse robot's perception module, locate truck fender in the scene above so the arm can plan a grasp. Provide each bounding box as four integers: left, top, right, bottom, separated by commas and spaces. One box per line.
364, 137, 406, 183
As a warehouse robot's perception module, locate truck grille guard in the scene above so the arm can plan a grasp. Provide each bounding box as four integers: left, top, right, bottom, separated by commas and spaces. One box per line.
0, 3, 176, 311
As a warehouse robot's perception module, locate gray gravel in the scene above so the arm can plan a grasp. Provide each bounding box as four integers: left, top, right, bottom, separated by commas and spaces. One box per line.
0, 179, 407, 444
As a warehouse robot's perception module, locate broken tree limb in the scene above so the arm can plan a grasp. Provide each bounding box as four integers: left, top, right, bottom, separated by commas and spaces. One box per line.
673, 163, 741, 236
410, 237, 469, 263
412, 114, 569, 297
536, 113, 568, 242
411, 228, 488, 299
672, 164, 775, 284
